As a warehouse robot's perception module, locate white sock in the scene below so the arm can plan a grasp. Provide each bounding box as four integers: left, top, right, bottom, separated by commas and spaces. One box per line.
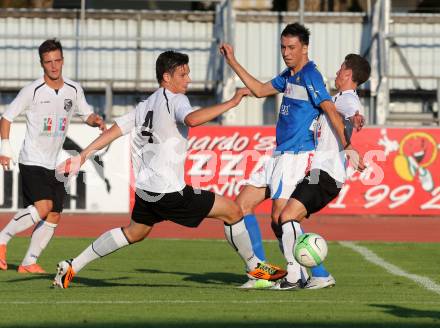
21, 221, 57, 266
72, 228, 129, 273
281, 220, 304, 283
224, 218, 260, 271
297, 225, 310, 283
0, 206, 41, 245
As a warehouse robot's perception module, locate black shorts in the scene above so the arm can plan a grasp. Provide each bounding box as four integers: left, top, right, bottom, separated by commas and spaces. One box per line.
131, 185, 216, 228
19, 163, 66, 213
291, 169, 342, 216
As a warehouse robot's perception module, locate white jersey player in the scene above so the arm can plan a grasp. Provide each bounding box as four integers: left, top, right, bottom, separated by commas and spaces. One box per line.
312, 88, 363, 185
0, 39, 105, 273
118, 87, 193, 194
53, 50, 287, 289
3, 77, 93, 169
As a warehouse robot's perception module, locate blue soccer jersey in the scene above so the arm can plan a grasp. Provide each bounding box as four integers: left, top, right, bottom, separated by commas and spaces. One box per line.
271, 61, 331, 153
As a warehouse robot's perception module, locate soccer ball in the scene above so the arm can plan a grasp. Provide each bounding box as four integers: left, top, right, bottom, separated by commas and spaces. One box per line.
294, 233, 328, 267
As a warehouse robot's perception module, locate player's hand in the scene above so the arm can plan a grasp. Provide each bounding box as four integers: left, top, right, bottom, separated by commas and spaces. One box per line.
231, 88, 251, 106
344, 145, 365, 172
94, 115, 107, 131
219, 43, 236, 65
0, 140, 16, 171
56, 155, 83, 177
352, 111, 365, 132
0, 155, 11, 171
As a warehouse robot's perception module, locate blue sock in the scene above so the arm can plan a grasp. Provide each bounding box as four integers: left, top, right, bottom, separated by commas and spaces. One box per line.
243, 214, 265, 261
298, 226, 329, 278
310, 264, 330, 277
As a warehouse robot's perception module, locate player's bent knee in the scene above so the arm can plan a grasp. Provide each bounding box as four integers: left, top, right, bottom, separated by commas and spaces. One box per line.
122, 230, 144, 244
122, 224, 151, 244
222, 205, 243, 225
279, 199, 308, 223
46, 212, 61, 224
35, 201, 54, 219
237, 200, 254, 216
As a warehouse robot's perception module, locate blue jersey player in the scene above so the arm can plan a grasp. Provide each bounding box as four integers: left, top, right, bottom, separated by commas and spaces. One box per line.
220, 23, 364, 289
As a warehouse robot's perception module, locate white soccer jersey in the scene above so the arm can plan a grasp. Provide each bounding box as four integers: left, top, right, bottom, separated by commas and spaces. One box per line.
2, 77, 93, 169
115, 87, 193, 193
312, 90, 362, 183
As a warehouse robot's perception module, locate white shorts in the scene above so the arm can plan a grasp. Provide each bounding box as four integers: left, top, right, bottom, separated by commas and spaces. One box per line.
246, 152, 314, 199
246, 155, 275, 188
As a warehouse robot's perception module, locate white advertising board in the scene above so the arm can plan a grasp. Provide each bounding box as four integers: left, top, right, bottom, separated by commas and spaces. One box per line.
0, 123, 130, 213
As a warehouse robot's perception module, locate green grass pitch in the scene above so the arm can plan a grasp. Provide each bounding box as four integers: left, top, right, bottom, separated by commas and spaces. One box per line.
0, 237, 439, 328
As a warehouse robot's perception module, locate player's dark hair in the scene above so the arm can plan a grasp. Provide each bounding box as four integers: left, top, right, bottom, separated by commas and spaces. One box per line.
281, 23, 310, 45
39, 39, 63, 62
344, 54, 371, 86
156, 51, 189, 84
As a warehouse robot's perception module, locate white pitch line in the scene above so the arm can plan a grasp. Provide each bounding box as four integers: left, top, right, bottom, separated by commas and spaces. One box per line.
340, 241, 440, 296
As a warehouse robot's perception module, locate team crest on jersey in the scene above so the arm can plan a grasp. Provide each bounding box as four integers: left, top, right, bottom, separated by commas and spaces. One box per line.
64, 99, 73, 111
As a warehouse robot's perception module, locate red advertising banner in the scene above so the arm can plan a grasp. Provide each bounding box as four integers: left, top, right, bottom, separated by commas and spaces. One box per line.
182, 126, 440, 216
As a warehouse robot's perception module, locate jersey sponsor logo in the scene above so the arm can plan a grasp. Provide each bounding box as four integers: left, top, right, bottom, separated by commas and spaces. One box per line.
43, 117, 52, 132
284, 83, 308, 101
40, 116, 67, 137
316, 121, 322, 139
40, 100, 51, 104
64, 99, 73, 112
59, 117, 67, 132
280, 104, 290, 116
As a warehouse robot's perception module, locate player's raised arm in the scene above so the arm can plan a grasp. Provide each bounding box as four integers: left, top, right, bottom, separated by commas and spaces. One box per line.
85, 113, 106, 131
57, 124, 123, 175
184, 87, 250, 127
220, 43, 277, 98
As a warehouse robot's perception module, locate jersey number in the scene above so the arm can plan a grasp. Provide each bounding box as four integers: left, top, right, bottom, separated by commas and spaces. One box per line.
141, 111, 154, 143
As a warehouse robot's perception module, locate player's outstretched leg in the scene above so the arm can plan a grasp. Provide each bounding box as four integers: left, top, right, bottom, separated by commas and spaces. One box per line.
224, 218, 286, 281
235, 186, 271, 288
238, 213, 275, 288
211, 194, 286, 282
272, 220, 309, 290
53, 227, 134, 289
0, 205, 41, 271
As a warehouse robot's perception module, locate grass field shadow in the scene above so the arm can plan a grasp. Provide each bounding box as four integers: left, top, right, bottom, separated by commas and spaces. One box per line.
136, 268, 244, 285
370, 304, 440, 321
6, 273, 53, 283
71, 276, 199, 288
